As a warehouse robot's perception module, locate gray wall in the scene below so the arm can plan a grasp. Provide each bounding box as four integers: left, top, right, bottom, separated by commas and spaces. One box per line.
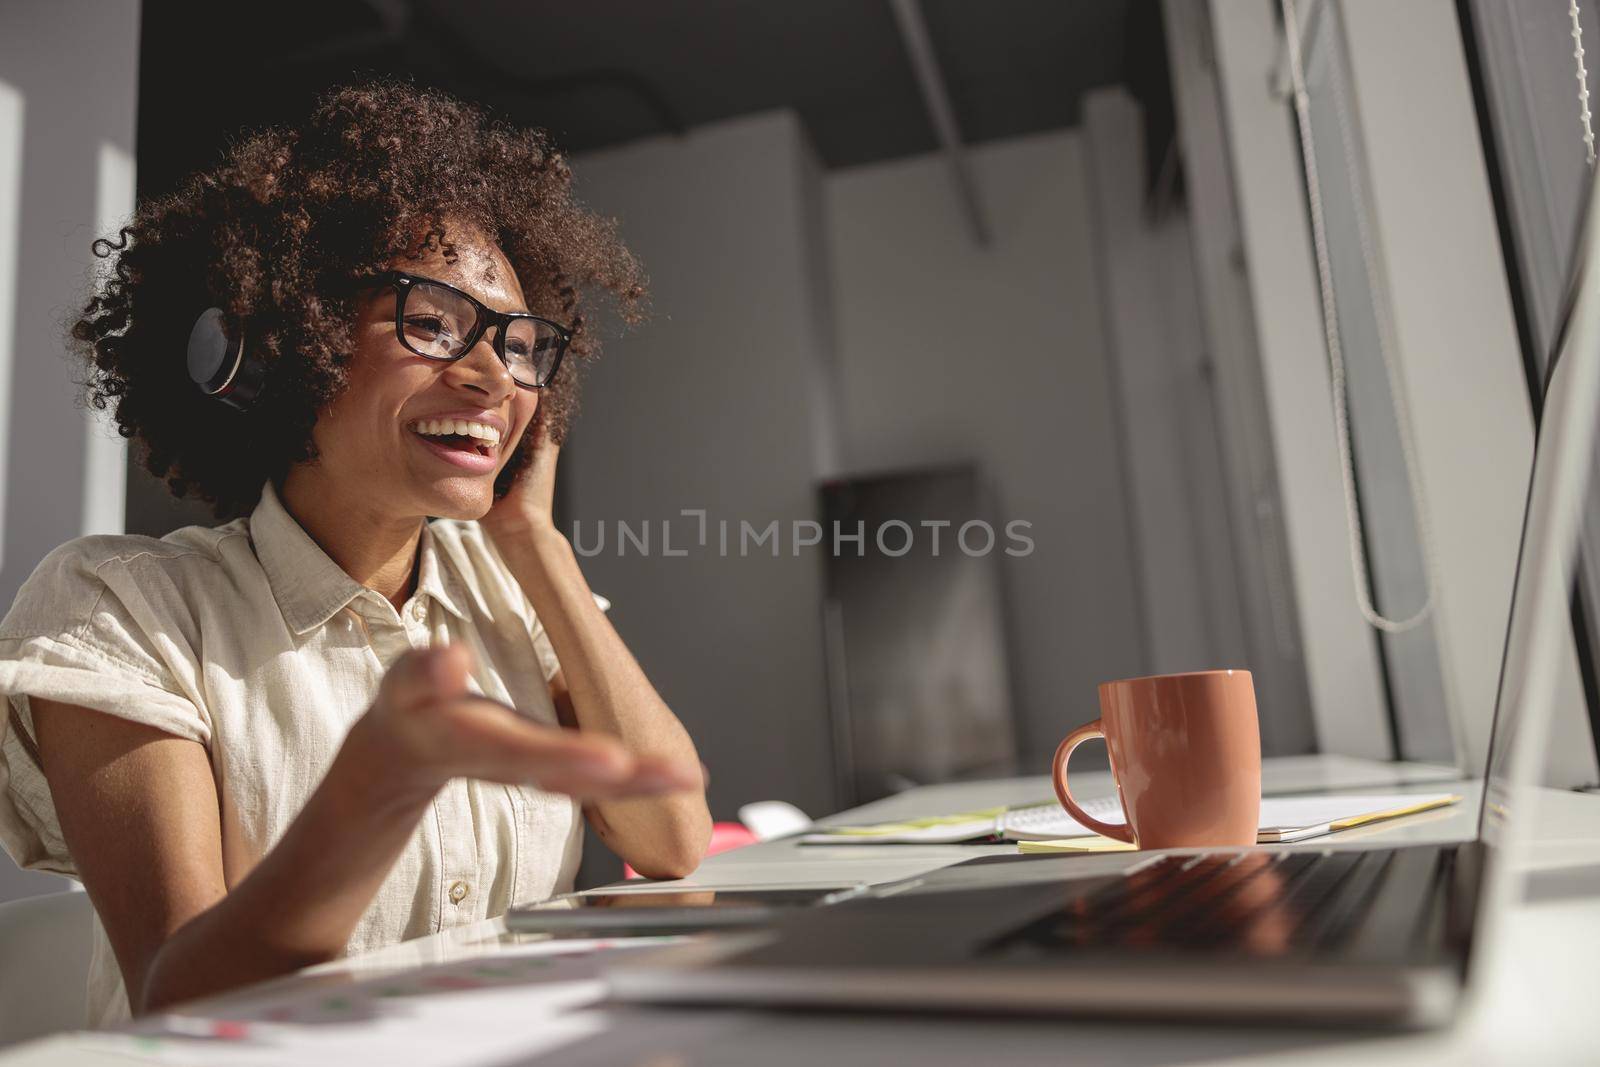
1080, 88, 1251, 693
0, 0, 140, 902
563, 112, 842, 822
563, 116, 1148, 808
1200, 0, 1393, 761
1162, 0, 1320, 756
824, 129, 1143, 772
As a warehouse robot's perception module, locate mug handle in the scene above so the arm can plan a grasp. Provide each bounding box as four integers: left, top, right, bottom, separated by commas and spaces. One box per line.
1051, 720, 1136, 844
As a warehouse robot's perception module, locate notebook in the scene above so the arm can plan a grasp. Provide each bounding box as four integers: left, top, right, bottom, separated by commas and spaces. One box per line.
797, 793, 1461, 846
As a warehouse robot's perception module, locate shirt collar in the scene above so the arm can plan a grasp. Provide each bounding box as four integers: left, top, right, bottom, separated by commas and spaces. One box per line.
249, 480, 470, 635
414, 520, 472, 623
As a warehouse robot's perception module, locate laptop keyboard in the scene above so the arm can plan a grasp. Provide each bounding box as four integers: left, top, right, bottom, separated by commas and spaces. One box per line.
985, 847, 1450, 959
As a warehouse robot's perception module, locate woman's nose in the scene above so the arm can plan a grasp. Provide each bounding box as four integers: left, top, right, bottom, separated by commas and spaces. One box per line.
447, 328, 516, 399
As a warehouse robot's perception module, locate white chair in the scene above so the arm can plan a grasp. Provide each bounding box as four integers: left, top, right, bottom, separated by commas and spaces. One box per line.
0, 889, 93, 1047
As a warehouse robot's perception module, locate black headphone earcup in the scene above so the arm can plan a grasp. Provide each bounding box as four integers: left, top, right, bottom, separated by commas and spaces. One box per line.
187, 307, 262, 411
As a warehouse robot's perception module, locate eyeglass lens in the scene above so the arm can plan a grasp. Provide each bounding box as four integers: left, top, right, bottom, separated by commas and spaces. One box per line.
400, 279, 563, 387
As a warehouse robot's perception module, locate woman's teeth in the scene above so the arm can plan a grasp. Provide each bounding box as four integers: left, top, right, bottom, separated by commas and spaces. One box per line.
409, 418, 502, 450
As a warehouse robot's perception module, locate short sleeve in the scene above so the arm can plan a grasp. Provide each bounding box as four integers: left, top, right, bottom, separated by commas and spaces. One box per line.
0, 540, 210, 877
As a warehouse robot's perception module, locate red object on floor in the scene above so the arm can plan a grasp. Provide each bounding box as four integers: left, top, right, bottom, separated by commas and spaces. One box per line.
622, 821, 757, 880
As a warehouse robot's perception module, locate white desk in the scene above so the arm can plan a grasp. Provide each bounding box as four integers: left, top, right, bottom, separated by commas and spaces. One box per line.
5, 755, 1597, 1067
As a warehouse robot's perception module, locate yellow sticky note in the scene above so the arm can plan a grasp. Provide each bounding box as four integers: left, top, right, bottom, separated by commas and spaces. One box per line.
1017, 836, 1139, 854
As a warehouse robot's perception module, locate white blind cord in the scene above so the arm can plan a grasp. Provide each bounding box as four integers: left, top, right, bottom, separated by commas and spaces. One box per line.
1279, 0, 1436, 634
1575, 0, 1597, 167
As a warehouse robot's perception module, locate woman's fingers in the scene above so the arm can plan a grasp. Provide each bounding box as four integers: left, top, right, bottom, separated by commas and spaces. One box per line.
627, 752, 705, 792
373, 649, 704, 799
535, 755, 700, 799
381, 645, 471, 713
547, 752, 703, 799
426, 643, 473, 694
442, 697, 701, 798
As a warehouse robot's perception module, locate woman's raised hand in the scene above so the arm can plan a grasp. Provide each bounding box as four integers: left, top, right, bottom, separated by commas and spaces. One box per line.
347, 644, 703, 801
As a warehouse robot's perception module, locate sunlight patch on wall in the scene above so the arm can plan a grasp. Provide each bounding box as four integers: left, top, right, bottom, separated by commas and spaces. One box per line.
0, 81, 25, 568
81, 138, 134, 537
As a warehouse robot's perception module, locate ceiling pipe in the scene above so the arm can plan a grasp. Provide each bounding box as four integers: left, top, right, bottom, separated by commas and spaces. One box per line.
888, 0, 991, 247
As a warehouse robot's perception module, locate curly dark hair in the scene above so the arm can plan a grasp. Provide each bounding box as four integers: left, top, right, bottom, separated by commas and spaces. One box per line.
71, 80, 646, 520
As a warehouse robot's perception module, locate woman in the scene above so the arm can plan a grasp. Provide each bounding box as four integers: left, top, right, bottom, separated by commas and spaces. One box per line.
0, 82, 710, 1024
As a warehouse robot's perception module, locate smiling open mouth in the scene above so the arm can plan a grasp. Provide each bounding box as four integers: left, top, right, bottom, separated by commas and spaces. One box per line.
409, 417, 501, 458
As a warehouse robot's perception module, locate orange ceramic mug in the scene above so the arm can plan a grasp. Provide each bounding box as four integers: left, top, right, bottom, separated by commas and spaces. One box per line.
1051, 669, 1262, 849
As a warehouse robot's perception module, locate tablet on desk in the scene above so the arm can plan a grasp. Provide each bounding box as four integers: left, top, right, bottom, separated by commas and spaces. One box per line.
505, 885, 868, 936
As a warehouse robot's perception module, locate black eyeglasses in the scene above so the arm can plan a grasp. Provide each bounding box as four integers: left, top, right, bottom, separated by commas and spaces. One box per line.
367, 270, 572, 389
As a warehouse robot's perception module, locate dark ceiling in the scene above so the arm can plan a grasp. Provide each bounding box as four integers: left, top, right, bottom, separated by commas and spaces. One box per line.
138, 0, 1173, 199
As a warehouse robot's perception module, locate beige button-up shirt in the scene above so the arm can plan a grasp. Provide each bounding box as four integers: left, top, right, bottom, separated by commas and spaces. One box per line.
0, 480, 595, 1025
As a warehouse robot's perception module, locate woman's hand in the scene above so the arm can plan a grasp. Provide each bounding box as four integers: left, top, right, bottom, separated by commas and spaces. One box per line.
347, 643, 701, 803
482, 407, 560, 543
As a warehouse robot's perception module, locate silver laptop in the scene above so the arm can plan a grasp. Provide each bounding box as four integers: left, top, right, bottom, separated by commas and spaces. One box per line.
606, 161, 1600, 1031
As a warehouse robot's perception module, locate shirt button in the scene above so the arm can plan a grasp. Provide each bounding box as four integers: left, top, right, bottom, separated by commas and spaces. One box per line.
410, 601, 427, 621
448, 880, 469, 905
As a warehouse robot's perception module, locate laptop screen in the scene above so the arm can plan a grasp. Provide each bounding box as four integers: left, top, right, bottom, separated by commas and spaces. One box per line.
1478, 167, 1600, 849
